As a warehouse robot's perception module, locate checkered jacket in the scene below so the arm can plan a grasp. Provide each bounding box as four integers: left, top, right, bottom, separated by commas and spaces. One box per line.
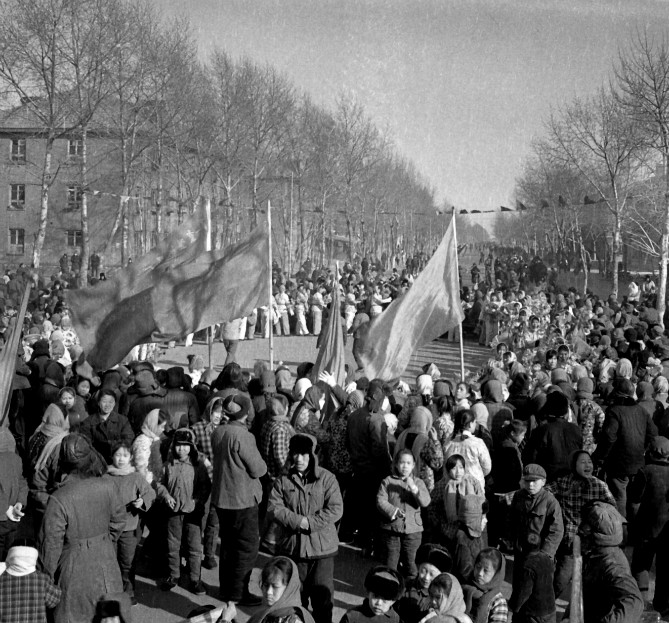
0, 571, 61, 623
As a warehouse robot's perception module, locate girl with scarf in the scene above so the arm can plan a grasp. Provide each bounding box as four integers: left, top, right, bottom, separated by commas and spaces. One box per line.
103, 442, 155, 604
394, 406, 443, 493
462, 549, 507, 623
421, 573, 471, 623
249, 557, 316, 623
0, 538, 61, 623
427, 455, 485, 550
132, 409, 168, 485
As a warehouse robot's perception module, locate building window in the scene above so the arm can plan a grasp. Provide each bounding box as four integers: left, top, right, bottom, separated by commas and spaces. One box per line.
10, 139, 26, 163
66, 186, 83, 210
68, 139, 83, 158
66, 230, 82, 247
8, 228, 25, 254
9, 184, 25, 210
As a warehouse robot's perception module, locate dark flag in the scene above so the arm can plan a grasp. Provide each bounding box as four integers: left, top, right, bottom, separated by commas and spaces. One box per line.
68, 221, 268, 370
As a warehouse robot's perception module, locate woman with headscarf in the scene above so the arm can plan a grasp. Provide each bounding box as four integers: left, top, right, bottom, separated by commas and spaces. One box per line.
291, 385, 329, 447
28, 403, 70, 473
39, 433, 124, 623
422, 572, 471, 623
394, 406, 443, 493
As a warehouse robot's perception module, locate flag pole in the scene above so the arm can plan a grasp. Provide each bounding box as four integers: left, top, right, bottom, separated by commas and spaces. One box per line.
268, 201, 274, 371
451, 207, 466, 381
205, 197, 214, 369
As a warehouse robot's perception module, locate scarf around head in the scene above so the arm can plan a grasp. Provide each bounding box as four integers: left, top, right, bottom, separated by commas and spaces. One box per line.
433, 573, 468, 621
3, 546, 38, 577
141, 409, 164, 440
464, 555, 506, 623
247, 557, 316, 623
32, 404, 70, 473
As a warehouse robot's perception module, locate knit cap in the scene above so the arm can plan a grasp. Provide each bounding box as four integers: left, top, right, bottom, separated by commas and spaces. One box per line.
576, 377, 594, 400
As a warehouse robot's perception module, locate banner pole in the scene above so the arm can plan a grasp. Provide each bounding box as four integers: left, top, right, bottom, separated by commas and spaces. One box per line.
205, 197, 214, 369
268, 201, 274, 371
452, 207, 466, 381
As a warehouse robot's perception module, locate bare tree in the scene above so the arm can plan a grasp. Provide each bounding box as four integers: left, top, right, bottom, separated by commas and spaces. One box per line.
617, 32, 669, 313
543, 87, 645, 296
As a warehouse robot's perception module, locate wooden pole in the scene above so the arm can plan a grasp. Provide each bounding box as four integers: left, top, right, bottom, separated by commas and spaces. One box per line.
570, 535, 584, 623
268, 200, 274, 370
451, 208, 466, 381
204, 197, 214, 369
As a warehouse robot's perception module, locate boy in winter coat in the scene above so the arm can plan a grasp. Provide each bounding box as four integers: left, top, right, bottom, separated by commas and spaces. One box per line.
629, 435, 669, 617
509, 464, 563, 597
156, 428, 211, 595
340, 566, 404, 623
462, 548, 508, 623
377, 449, 431, 579
268, 433, 343, 623
578, 500, 644, 623
395, 544, 452, 623
103, 441, 156, 604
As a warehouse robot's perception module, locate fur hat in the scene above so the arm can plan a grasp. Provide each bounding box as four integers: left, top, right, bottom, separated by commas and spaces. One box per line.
542, 391, 570, 418
289, 433, 316, 455
222, 393, 251, 420
134, 370, 159, 395
415, 543, 452, 573
649, 436, 669, 461
364, 566, 404, 601
613, 378, 635, 398
172, 428, 197, 453
166, 367, 185, 389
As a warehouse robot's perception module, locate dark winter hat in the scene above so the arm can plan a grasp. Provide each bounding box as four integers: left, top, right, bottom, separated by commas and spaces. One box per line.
166, 366, 185, 389
550, 368, 570, 385
522, 463, 547, 481
289, 433, 315, 455
541, 391, 570, 418
649, 436, 669, 461
222, 393, 250, 420
173, 427, 196, 448
434, 379, 453, 398
415, 544, 452, 573
296, 361, 314, 379
613, 377, 635, 398
32, 338, 50, 356
624, 328, 638, 342
134, 370, 159, 395
268, 394, 289, 417
364, 566, 404, 601
579, 500, 625, 547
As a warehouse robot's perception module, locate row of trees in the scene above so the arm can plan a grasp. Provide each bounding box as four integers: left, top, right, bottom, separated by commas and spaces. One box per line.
501, 33, 669, 308
0, 0, 446, 284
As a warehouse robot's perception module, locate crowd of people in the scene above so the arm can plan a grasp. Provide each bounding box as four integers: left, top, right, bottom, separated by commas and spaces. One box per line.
0, 249, 667, 623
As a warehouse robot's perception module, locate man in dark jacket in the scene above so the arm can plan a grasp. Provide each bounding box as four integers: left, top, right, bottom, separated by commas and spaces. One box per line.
593, 378, 658, 518
163, 367, 200, 428
268, 434, 343, 623
80, 390, 134, 464
211, 394, 267, 605
126, 370, 168, 435
524, 391, 582, 482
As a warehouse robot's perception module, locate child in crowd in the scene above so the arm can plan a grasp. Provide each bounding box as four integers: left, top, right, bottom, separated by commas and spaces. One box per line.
424, 573, 472, 623
0, 538, 61, 623
462, 548, 507, 623
452, 491, 487, 583
508, 533, 556, 623
509, 464, 563, 592
156, 428, 211, 595
0, 428, 27, 559
340, 566, 404, 623
395, 543, 452, 623
103, 441, 156, 604
377, 450, 431, 579
247, 556, 315, 623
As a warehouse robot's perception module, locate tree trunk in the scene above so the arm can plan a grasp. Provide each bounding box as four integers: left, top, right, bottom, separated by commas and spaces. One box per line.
32, 132, 55, 269
79, 126, 89, 288
658, 185, 669, 320
612, 216, 621, 298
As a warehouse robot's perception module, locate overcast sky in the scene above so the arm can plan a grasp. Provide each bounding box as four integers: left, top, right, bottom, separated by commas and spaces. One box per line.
163, 0, 669, 217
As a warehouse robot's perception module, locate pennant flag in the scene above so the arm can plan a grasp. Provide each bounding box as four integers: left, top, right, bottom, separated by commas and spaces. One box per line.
0, 283, 30, 427
500, 206, 512, 212
358, 217, 464, 380
460, 209, 468, 214
583, 195, 597, 205
310, 269, 346, 389
68, 217, 268, 370
540, 199, 550, 208
516, 201, 528, 211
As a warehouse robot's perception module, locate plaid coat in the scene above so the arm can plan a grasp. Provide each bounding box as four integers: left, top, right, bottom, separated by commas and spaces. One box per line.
0, 571, 61, 623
